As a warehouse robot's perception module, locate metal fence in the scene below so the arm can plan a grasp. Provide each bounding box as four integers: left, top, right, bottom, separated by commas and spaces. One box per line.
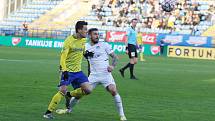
0, 26, 71, 39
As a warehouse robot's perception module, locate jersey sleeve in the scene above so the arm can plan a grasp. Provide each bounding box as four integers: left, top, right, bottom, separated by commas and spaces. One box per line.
104, 42, 114, 54
60, 36, 70, 71
126, 27, 131, 36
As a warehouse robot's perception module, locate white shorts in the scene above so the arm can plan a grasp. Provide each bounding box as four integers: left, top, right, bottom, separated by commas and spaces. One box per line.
88, 73, 116, 89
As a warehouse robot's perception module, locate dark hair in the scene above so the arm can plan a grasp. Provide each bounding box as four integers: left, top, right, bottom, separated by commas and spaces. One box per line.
75, 21, 88, 33
131, 18, 138, 22
88, 28, 98, 34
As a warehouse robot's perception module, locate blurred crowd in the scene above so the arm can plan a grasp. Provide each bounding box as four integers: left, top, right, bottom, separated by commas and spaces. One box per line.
90, 0, 215, 33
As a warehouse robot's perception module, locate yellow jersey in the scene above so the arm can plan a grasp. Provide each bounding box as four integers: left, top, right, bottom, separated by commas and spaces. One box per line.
137, 32, 142, 45
60, 35, 86, 72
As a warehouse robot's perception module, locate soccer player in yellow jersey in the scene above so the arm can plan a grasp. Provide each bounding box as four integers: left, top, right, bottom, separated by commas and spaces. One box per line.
43, 21, 92, 119
137, 29, 145, 61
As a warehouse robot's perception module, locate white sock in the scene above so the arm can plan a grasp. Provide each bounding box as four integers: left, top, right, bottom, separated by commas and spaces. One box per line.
69, 97, 79, 109
114, 94, 125, 117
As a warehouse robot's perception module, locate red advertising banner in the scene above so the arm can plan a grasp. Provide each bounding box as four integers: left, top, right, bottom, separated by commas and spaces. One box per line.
106, 31, 127, 43
142, 33, 156, 44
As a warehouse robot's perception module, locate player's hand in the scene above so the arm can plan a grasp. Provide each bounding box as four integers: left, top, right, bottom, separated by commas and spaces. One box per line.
59, 65, 63, 73
62, 71, 68, 80
125, 46, 128, 54
125, 50, 128, 54
107, 66, 114, 72
84, 50, 94, 59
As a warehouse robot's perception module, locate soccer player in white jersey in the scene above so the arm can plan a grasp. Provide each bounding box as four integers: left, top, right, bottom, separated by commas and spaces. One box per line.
56, 28, 127, 121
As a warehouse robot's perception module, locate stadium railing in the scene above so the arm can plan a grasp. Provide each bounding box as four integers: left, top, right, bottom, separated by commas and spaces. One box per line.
0, 26, 71, 39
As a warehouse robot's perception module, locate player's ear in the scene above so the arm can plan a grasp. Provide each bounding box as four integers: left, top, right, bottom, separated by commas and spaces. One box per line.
87, 33, 91, 39
77, 29, 81, 33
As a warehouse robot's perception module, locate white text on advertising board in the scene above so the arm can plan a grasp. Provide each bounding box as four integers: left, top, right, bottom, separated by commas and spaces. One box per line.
168, 46, 215, 60
163, 35, 183, 45
25, 39, 64, 48
186, 36, 207, 46
26, 39, 53, 47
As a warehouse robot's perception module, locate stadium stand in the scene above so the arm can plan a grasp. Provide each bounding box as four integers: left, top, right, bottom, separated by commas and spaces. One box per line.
0, 0, 64, 37
79, 0, 215, 35
30, 0, 97, 30
0, 0, 214, 40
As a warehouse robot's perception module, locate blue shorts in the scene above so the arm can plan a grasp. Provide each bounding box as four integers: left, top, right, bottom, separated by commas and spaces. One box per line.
58, 71, 88, 89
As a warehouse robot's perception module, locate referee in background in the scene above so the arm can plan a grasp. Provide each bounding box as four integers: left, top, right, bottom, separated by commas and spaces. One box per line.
119, 18, 139, 80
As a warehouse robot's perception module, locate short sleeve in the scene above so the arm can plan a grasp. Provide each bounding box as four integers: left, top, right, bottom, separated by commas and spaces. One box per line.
104, 42, 114, 54
126, 27, 131, 36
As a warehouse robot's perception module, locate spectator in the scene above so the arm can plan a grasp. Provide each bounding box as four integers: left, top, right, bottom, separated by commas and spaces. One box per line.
22, 21, 28, 36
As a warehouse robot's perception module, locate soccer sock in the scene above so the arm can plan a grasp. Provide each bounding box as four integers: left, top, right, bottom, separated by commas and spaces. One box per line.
114, 94, 125, 117
121, 63, 130, 71
130, 64, 134, 77
69, 88, 86, 98
68, 97, 79, 109
47, 91, 64, 112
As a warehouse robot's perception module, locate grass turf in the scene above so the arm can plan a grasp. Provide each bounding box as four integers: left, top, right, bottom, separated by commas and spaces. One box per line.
0, 46, 215, 121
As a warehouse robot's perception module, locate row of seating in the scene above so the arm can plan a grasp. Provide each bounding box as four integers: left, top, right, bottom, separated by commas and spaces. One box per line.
0, 0, 63, 28
189, 0, 215, 5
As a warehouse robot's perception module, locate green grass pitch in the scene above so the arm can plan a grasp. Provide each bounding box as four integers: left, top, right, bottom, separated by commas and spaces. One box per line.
0, 46, 215, 121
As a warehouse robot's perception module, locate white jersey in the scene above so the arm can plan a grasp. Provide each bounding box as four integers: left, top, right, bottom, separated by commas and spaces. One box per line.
85, 42, 113, 74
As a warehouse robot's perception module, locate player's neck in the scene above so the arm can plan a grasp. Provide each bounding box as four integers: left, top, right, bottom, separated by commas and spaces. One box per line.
131, 26, 135, 30
75, 33, 84, 40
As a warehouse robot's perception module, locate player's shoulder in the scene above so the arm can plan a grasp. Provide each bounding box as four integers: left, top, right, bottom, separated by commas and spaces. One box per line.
85, 42, 91, 48
99, 41, 109, 46
65, 35, 74, 43
127, 26, 132, 30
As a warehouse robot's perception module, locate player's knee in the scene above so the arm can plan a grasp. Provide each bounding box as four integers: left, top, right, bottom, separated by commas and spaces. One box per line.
108, 85, 117, 96
83, 88, 92, 95
59, 88, 67, 95
110, 90, 117, 96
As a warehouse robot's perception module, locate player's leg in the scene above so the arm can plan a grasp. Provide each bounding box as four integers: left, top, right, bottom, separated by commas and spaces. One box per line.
106, 84, 126, 120
56, 75, 97, 115
102, 74, 126, 120
43, 72, 74, 118
65, 72, 93, 104
68, 81, 97, 111
129, 45, 138, 79
119, 45, 133, 78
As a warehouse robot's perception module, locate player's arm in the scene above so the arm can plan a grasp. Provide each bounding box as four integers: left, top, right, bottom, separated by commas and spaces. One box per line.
110, 52, 118, 67
125, 28, 130, 47
107, 52, 119, 72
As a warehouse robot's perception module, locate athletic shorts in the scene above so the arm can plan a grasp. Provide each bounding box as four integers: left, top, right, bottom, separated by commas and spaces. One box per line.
58, 71, 88, 89
88, 73, 116, 89
128, 44, 138, 58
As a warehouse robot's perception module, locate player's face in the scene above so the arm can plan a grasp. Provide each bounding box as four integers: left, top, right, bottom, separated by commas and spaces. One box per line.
79, 25, 88, 38
131, 20, 138, 28
90, 31, 99, 43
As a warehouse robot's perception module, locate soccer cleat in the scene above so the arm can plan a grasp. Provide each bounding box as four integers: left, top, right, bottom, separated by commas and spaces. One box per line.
56, 108, 72, 114
119, 69, 125, 78
65, 93, 72, 109
43, 113, 54, 119
120, 116, 127, 121
130, 75, 138, 80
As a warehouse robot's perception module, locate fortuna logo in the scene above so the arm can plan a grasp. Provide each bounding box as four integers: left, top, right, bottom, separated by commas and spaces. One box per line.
151, 46, 160, 55
109, 32, 126, 42
186, 37, 207, 46
163, 35, 183, 45
12, 37, 21, 46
